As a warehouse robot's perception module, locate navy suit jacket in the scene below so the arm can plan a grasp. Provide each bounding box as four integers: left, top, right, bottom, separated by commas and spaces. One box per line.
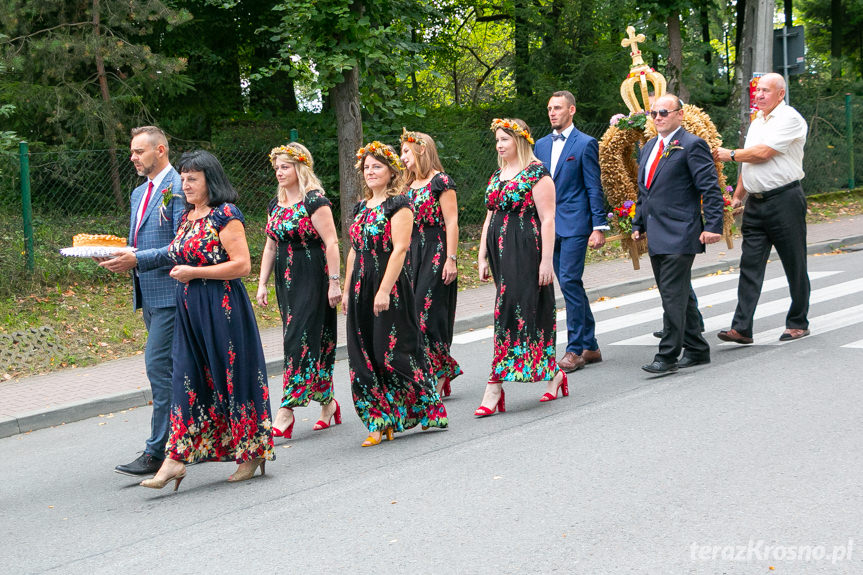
128, 167, 185, 310
632, 128, 724, 256
534, 127, 607, 237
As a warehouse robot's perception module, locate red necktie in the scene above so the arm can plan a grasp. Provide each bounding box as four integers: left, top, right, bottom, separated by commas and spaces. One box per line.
134, 181, 154, 247
646, 139, 664, 189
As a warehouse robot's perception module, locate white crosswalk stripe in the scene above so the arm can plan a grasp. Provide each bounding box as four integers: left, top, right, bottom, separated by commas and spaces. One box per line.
616, 277, 863, 346
453, 269, 863, 350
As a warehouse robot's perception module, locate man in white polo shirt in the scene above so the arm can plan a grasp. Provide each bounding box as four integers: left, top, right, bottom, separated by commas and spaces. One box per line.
713, 72, 810, 344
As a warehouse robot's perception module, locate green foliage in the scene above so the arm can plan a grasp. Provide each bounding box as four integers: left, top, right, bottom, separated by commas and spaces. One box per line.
264, 0, 437, 116
0, 0, 193, 147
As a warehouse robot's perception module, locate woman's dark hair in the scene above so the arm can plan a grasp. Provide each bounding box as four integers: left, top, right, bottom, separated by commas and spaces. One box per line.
177, 150, 238, 207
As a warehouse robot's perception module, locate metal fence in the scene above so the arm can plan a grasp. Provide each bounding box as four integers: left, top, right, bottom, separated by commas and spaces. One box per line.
0, 99, 859, 284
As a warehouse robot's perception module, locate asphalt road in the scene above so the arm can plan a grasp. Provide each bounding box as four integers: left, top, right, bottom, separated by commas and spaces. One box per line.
3, 247, 863, 574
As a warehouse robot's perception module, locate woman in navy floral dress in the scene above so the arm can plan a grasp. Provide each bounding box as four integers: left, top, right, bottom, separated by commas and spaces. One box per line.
256, 143, 341, 439
400, 128, 461, 397
140, 150, 273, 491
475, 119, 567, 417
341, 141, 448, 447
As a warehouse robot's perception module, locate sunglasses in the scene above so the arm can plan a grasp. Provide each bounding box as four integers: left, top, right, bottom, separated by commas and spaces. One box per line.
650, 108, 681, 118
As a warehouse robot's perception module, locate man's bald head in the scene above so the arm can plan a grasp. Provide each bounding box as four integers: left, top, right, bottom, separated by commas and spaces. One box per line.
755, 73, 786, 115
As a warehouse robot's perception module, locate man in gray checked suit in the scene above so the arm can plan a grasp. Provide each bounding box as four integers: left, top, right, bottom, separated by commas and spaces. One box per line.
100, 126, 184, 476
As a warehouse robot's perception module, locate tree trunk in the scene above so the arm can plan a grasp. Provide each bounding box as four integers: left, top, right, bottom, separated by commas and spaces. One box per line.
513, 0, 531, 97
831, 0, 842, 78
332, 66, 363, 252
666, 11, 690, 102
736, 0, 774, 146
92, 0, 124, 208
700, 3, 714, 85
453, 64, 460, 106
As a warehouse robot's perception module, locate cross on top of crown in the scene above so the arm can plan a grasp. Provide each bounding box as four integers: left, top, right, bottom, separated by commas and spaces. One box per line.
621, 25, 645, 55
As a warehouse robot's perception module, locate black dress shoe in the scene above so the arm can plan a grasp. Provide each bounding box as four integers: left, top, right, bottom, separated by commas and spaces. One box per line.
115, 452, 163, 476
653, 330, 665, 339
641, 360, 678, 374
679, 356, 710, 368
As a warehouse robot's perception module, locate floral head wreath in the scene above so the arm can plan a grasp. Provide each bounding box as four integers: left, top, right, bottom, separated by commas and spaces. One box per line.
269, 144, 311, 167
400, 127, 425, 147
355, 141, 405, 171
490, 118, 535, 145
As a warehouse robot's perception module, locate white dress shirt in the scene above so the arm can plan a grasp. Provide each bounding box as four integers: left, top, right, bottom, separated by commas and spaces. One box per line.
642, 126, 682, 187
741, 101, 807, 194
549, 123, 575, 178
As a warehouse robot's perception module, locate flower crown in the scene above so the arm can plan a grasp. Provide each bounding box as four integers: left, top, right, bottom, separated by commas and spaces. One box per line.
400, 127, 425, 146
490, 118, 535, 145
355, 141, 405, 171
269, 144, 311, 167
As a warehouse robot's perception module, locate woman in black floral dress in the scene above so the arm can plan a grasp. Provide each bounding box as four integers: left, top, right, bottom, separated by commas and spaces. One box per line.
140, 150, 273, 491
342, 141, 448, 447
256, 143, 341, 439
475, 119, 567, 417
399, 128, 461, 397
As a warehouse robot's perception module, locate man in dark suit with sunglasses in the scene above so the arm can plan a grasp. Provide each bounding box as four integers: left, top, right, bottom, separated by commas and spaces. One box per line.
632, 94, 724, 373
534, 90, 608, 373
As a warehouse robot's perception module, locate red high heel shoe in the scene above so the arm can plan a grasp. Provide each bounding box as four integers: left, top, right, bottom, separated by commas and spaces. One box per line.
313, 400, 342, 431
474, 385, 505, 417
539, 372, 568, 402
442, 378, 452, 397
272, 408, 295, 439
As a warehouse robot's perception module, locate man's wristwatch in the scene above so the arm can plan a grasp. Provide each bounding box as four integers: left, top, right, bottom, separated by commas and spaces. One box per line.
730, 149, 736, 161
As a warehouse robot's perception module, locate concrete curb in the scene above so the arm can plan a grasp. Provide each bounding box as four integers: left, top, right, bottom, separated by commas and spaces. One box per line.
5, 233, 861, 440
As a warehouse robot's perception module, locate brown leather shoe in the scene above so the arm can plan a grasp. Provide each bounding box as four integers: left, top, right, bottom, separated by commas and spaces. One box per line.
717, 328, 753, 344
582, 348, 603, 364
557, 352, 585, 373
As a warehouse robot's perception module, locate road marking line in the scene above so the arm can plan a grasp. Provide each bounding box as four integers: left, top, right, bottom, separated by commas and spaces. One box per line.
759, 304, 863, 345
612, 277, 863, 346
842, 339, 863, 349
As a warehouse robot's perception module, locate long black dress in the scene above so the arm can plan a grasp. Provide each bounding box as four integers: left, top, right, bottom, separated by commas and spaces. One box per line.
345, 195, 448, 433
165, 203, 274, 463
485, 162, 558, 382
265, 191, 336, 408
406, 172, 462, 383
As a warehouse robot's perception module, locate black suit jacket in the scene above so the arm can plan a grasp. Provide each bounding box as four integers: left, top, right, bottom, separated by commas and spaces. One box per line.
632, 128, 724, 256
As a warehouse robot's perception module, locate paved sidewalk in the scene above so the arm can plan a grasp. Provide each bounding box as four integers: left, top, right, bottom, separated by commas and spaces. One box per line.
1, 216, 860, 438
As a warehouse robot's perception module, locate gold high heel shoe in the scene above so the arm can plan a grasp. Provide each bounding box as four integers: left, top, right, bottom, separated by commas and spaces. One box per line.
140, 468, 186, 492
227, 458, 266, 483
361, 428, 394, 447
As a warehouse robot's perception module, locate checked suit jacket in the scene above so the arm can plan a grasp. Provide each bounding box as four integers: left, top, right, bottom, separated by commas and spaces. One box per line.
632, 128, 724, 256
534, 126, 607, 237
128, 167, 185, 310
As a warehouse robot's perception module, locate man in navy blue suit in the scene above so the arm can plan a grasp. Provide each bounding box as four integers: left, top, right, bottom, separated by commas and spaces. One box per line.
632, 94, 724, 373
100, 126, 184, 475
534, 90, 608, 372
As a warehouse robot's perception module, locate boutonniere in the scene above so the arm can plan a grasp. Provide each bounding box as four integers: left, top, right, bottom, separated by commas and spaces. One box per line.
663, 139, 684, 158
158, 183, 180, 225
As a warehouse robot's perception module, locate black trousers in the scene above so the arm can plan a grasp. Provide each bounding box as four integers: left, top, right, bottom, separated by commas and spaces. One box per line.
732, 184, 810, 337
650, 253, 710, 363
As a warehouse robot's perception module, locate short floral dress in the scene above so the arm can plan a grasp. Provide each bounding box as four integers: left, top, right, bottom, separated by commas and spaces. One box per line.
485, 162, 557, 382
345, 195, 448, 433
265, 191, 336, 409
165, 203, 274, 464
406, 172, 462, 383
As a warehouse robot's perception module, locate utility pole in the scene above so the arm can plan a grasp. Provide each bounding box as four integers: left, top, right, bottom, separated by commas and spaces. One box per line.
738, 0, 775, 145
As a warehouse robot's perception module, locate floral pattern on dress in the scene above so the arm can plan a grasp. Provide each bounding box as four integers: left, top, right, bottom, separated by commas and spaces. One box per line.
406, 172, 462, 382
485, 162, 557, 382
165, 203, 274, 463
346, 195, 448, 432
265, 191, 337, 408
